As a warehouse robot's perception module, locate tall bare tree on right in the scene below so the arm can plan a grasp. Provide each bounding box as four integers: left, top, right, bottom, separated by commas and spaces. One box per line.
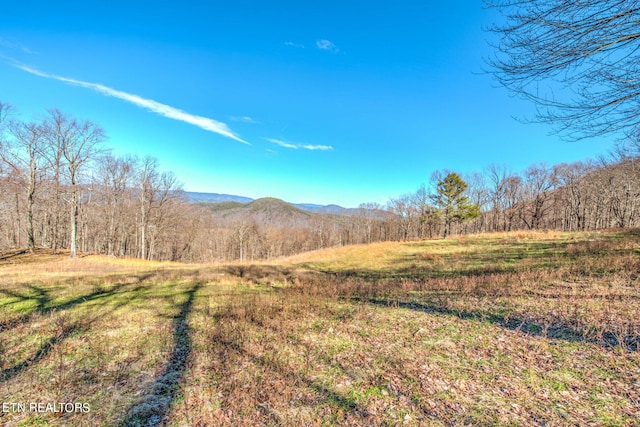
485, 1, 640, 142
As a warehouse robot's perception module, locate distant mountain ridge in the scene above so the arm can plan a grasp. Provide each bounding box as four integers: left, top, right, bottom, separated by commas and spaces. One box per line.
186, 191, 358, 215
186, 192, 253, 204
198, 197, 314, 228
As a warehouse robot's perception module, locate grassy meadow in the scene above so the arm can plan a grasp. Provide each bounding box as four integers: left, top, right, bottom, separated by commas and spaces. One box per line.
0, 229, 639, 426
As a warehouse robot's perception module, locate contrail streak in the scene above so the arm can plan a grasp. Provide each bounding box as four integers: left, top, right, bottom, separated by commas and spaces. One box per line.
15, 64, 250, 145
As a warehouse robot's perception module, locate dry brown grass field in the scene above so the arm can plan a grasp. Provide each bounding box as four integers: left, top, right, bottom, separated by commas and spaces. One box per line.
0, 229, 639, 426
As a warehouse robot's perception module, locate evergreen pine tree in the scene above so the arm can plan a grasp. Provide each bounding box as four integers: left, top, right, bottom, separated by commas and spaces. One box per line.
432, 172, 480, 238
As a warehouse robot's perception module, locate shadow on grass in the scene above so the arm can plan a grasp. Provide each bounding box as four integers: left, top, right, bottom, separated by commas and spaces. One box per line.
0, 280, 144, 333
316, 265, 524, 282
204, 297, 371, 425
0, 249, 28, 261
358, 297, 639, 351
0, 321, 80, 383
0, 285, 150, 383
0, 267, 181, 333
306, 229, 640, 282
120, 282, 202, 427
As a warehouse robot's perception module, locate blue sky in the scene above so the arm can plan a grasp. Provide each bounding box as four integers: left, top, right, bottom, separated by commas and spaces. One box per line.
0, 1, 613, 207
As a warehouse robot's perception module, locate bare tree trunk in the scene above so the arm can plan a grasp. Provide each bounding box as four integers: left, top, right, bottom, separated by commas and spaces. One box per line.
26, 159, 36, 251
14, 188, 21, 247
70, 176, 78, 258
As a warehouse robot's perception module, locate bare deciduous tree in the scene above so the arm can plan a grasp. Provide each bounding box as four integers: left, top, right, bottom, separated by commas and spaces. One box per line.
96, 154, 135, 256
3, 121, 47, 251
44, 110, 106, 258
486, 1, 640, 140
137, 156, 159, 260
521, 163, 556, 230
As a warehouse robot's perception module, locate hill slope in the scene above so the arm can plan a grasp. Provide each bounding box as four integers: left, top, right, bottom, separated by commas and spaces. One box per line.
202, 197, 314, 227
1, 229, 638, 426
187, 191, 359, 215
187, 191, 253, 204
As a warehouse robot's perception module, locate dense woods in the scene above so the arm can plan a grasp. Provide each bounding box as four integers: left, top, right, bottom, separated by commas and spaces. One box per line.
1, 102, 639, 261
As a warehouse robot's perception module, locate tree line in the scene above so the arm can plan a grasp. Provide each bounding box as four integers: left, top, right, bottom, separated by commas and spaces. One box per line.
385, 149, 640, 242
1, 102, 639, 262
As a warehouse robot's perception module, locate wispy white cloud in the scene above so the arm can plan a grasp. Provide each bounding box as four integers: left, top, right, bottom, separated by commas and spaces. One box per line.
230, 115, 260, 124
266, 138, 333, 151
316, 39, 339, 53
268, 138, 298, 149
0, 37, 37, 54
15, 64, 249, 145
285, 41, 305, 48
301, 144, 334, 151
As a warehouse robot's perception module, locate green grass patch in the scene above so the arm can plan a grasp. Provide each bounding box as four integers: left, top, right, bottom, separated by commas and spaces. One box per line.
1, 229, 639, 425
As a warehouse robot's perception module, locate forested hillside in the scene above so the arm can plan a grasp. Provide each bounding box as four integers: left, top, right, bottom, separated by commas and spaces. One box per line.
1, 101, 639, 262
